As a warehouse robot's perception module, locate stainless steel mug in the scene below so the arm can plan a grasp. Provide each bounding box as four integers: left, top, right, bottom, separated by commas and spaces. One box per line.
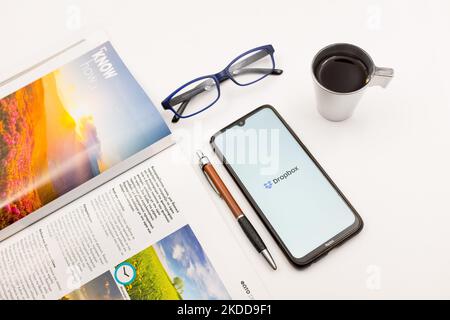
312, 43, 394, 122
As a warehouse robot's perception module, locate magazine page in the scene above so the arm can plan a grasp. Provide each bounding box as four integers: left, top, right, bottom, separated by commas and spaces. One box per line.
0, 33, 172, 241
0, 145, 269, 300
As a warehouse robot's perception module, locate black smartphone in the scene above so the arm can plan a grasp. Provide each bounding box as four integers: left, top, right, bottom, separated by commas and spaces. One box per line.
210, 105, 363, 267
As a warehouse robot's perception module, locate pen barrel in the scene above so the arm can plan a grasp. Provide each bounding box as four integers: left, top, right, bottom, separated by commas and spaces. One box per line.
203, 164, 243, 218
238, 216, 266, 253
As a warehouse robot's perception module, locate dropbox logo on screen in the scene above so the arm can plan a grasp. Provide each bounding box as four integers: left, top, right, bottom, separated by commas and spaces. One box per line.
263, 181, 273, 189
264, 166, 299, 189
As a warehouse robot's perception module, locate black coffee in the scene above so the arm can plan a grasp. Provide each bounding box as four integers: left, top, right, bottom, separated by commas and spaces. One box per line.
315, 55, 369, 93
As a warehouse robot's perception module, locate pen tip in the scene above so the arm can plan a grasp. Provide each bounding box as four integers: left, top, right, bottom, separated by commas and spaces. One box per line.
261, 249, 277, 270
270, 261, 277, 270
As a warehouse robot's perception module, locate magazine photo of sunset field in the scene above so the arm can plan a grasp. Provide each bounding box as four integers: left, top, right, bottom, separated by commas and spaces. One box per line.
0, 42, 171, 232
0, 73, 101, 230
0, 79, 48, 229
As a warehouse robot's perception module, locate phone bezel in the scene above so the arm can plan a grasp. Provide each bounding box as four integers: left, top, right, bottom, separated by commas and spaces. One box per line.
210, 105, 363, 267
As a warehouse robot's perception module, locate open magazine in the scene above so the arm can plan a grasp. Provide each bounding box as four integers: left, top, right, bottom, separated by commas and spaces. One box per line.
0, 33, 268, 300
0, 32, 172, 241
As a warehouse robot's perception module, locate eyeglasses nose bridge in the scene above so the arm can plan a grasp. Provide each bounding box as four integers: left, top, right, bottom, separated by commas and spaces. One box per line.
214, 70, 230, 83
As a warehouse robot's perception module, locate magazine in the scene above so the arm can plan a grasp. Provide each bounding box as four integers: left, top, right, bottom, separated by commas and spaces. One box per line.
0, 33, 268, 300
0, 32, 172, 241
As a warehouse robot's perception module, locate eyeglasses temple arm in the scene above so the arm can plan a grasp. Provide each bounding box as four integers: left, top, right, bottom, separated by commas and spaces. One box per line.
169, 80, 212, 106
171, 99, 190, 123
271, 69, 283, 75
229, 50, 269, 71
231, 68, 283, 76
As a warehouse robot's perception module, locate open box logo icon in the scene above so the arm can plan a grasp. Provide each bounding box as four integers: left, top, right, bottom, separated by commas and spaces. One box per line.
264, 181, 273, 189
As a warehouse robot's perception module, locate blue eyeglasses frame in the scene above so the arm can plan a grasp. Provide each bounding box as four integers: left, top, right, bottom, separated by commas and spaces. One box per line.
161, 44, 280, 120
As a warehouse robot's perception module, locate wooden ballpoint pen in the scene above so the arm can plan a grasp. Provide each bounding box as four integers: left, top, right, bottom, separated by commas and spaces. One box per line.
197, 150, 277, 270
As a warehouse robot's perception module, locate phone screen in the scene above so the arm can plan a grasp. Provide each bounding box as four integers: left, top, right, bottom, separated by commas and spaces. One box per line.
212, 107, 358, 260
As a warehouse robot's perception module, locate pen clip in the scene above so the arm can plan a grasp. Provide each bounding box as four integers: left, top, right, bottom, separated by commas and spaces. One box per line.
202, 169, 222, 198
196, 150, 222, 198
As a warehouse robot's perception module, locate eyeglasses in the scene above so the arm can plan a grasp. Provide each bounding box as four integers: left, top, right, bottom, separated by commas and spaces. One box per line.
161, 45, 283, 123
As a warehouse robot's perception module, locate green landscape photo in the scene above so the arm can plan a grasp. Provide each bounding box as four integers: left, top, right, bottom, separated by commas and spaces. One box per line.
124, 246, 182, 300
123, 225, 230, 300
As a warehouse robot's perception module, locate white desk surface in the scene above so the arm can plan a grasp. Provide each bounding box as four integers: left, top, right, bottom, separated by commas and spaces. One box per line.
1, 0, 450, 299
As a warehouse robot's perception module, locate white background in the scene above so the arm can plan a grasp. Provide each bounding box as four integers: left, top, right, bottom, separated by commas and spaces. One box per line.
1, 0, 449, 299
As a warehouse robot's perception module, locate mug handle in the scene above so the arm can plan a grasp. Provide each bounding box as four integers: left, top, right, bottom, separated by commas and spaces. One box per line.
370, 66, 394, 88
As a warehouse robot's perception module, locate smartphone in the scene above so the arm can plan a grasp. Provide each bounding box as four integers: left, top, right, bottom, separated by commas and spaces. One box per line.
210, 105, 363, 267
